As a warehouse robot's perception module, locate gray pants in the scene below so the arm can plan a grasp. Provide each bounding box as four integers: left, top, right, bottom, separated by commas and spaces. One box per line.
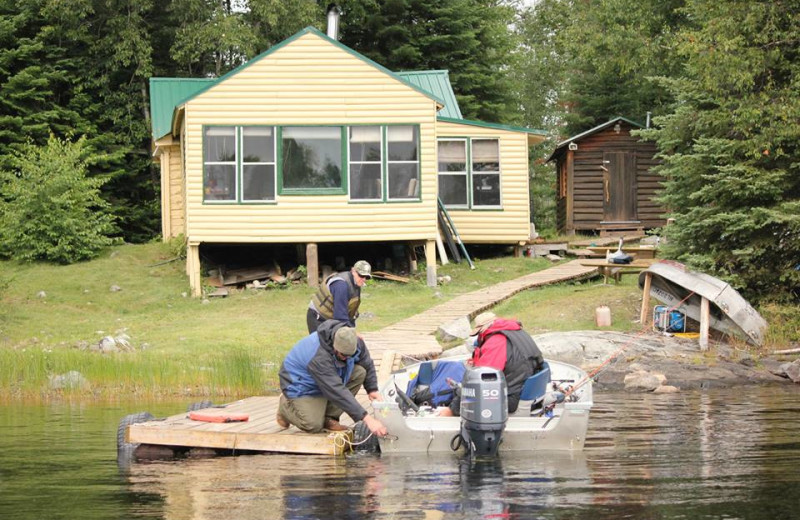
278, 365, 366, 433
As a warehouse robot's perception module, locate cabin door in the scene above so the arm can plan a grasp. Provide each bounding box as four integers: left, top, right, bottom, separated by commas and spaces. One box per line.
602, 152, 637, 222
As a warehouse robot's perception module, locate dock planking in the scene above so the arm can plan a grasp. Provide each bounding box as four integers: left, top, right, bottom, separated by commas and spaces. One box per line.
125, 260, 598, 457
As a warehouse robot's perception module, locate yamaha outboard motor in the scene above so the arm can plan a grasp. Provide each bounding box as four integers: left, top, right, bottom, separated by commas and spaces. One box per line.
459, 367, 508, 457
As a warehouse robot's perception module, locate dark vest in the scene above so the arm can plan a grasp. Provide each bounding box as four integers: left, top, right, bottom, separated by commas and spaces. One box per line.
486, 328, 544, 400
310, 271, 361, 320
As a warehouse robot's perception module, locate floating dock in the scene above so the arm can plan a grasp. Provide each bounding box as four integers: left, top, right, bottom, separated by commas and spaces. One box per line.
125, 260, 598, 457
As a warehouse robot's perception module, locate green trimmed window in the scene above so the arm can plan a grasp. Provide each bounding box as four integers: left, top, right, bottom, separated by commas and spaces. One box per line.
203, 126, 276, 203
281, 126, 343, 192
437, 137, 501, 209
348, 126, 383, 200
348, 125, 420, 202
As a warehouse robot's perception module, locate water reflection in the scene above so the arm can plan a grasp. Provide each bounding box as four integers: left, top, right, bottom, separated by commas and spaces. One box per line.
1, 387, 799, 520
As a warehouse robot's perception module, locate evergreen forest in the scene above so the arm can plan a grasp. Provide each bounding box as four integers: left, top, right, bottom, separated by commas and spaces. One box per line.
0, 0, 797, 302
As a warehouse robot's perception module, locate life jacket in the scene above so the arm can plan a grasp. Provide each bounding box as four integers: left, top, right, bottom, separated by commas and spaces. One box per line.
406, 361, 466, 407
483, 327, 544, 402
310, 271, 361, 320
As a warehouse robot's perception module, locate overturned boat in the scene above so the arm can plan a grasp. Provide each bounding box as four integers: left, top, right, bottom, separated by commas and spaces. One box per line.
638, 260, 768, 346
370, 356, 593, 456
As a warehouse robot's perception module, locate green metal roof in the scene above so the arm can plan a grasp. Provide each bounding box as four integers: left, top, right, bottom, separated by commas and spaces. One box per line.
437, 116, 547, 136
397, 70, 462, 119
149, 78, 214, 140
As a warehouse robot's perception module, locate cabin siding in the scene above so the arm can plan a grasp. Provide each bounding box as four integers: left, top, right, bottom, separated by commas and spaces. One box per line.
181, 32, 438, 244
435, 120, 531, 244
158, 143, 185, 239
555, 121, 667, 233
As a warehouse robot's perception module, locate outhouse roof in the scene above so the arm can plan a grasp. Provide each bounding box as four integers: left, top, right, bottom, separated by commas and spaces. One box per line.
547, 116, 644, 162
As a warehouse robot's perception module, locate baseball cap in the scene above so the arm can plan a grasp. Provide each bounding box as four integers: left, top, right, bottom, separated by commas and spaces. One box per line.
333, 327, 358, 356
353, 260, 372, 279
470, 311, 497, 335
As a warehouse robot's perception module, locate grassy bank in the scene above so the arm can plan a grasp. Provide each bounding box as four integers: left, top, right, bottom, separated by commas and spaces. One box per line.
1, 242, 796, 402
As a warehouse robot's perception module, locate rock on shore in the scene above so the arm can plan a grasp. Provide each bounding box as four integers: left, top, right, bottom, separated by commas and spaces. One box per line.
533, 331, 788, 391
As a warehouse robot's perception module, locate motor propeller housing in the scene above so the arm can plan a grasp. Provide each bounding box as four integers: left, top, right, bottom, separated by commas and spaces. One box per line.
459, 366, 508, 457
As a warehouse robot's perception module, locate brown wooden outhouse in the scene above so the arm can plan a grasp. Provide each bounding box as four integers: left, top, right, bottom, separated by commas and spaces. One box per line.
548, 117, 667, 235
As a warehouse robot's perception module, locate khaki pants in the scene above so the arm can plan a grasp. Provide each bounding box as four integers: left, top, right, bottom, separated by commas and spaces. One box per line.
278, 364, 366, 433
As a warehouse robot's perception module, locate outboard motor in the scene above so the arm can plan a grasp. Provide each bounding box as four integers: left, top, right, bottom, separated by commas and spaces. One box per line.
458, 366, 508, 457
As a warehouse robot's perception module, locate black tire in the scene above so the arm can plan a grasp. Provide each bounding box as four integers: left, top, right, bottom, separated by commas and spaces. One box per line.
352, 421, 380, 453
187, 400, 213, 412
117, 412, 155, 468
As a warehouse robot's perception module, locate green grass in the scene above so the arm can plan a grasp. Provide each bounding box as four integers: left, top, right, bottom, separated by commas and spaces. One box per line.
1, 242, 796, 402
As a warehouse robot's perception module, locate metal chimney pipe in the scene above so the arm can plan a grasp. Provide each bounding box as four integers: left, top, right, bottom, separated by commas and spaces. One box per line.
327, 4, 342, 40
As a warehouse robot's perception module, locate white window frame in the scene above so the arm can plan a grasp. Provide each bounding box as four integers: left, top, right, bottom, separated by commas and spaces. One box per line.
240, 126, 277, 203
386, 125, 421, 202
348, 126, 384, 202
470, 138, 502, 209
437, 138, 469, 209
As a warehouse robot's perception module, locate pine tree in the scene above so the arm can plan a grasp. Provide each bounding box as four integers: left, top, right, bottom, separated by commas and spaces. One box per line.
641, 0, 800, 301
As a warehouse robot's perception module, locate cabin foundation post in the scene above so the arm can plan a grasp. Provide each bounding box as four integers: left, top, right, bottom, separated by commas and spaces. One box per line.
435, 232, 449, 265
406, 243, 418, 273
187, 242, 201, 297
306, 243, 319, 288
425, 239, 437, 287
639, 272, 652, 326
699, 297, 710, 351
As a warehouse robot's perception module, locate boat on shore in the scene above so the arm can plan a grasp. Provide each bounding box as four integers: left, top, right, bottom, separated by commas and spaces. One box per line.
370, 356, 593, 456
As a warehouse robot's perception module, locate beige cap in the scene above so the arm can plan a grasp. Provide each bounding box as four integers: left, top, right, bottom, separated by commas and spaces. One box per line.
333, 327, 358, 356
353, 260, 372, 278
471, 311, 497, 335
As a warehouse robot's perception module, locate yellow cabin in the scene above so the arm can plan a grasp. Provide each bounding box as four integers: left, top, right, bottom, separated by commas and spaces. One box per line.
149, 27, 545, 296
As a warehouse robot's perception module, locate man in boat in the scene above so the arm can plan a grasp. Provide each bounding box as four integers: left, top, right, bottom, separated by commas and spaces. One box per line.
439, 311, 545, 416
277, 320, 388, 436
306, 260, 372, 333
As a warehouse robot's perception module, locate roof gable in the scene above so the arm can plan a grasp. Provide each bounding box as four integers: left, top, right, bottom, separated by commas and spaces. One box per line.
547, 116, 644, 161
148, 26, 448, 140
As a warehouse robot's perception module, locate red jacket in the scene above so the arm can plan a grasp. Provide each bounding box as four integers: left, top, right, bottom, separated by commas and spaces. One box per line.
472, 318, 521, 370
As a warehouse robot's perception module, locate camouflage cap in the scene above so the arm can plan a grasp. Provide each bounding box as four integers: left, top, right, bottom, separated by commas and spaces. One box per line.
353, 260, 372, 278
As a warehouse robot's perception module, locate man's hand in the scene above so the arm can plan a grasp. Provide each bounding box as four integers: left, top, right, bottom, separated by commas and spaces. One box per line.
363, 414, 388, 437
367, 391, 381, 401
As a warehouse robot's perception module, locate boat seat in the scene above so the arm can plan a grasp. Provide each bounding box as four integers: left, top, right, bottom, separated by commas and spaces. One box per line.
514, 363, 551, 416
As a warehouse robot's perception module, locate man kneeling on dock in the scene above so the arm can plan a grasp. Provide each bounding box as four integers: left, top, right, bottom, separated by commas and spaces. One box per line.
277, 320, 388, 437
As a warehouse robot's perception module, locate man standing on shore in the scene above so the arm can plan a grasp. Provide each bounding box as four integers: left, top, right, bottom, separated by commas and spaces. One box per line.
306, 260, 372, 333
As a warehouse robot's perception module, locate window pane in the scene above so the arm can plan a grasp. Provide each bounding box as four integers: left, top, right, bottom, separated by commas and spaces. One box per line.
438, 140, 467, 172
204, 126, 236, 162
472, 173, 500, 206
472, 139, 499, 172
439, 174, 468, 206
350, 163, 382, 200
242, 127, 274, 163
243, 164, 275, 201
387, 126, 418, 161
204, 164, 236, 201
282, 127, 342, 189
349, 126, 381, 161
388, 163, 419, 199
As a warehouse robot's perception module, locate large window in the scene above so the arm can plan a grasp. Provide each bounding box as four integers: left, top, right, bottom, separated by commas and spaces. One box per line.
202, 124, 420, 203
203, 126, 276, 203
281, 127, 343, 191
437, 137, 501, 209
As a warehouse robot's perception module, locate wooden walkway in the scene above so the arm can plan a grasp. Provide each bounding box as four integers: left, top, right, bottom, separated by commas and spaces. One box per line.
127, 260, 598, 456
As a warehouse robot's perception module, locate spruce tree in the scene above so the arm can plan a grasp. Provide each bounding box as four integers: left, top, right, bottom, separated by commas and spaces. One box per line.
641, 0, 800, 301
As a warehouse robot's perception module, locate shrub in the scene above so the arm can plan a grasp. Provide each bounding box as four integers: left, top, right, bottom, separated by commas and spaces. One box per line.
0, 136, 117, 264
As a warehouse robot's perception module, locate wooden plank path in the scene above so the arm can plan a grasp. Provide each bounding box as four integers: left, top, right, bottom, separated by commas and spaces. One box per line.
127, 260, 598, 456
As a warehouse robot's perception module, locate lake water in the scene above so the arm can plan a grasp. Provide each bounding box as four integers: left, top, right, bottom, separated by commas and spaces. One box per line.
1, 386, 799, 519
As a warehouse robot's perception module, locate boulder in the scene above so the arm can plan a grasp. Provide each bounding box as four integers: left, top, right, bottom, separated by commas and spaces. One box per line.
49, 371, 89, 390
653, 385, 680, 394
437, 316, 472, 342
624, 370, 663, 391
784, 360, 800, 383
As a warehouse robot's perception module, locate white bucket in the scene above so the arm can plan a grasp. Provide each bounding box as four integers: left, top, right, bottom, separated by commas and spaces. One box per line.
595, 306, 612, 327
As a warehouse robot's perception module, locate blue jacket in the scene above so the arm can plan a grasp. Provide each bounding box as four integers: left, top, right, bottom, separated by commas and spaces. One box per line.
278, 320, 378, 421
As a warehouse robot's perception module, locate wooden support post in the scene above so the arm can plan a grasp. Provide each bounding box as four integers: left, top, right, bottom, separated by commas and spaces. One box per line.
640, 272, 652, 326
699, 297, 710, 351
187, 242, 201, 297
406, 244, 418, 273
435, 231, 449, 265
425, 239, 437, 287
306, 243, 319, 288
377, 350, 397, 386
514, 244, 523, 258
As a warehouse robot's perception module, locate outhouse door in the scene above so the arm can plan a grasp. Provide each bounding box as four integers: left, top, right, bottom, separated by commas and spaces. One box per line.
602, 152, 637, 222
